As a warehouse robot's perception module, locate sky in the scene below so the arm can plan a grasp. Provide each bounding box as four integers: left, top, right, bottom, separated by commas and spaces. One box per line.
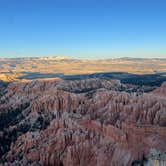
0, 0, 166, 59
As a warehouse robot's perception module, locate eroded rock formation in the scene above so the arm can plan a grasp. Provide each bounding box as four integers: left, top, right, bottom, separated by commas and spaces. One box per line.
0, 78, 166, 166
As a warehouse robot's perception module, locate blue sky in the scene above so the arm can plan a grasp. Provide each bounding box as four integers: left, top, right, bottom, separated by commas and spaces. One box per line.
0, 0, 166, 58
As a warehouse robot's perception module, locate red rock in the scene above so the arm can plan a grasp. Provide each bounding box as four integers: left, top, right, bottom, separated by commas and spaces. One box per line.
0, 79, 166, 165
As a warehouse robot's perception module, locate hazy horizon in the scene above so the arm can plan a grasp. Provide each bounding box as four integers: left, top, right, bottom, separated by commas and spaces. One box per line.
0, 55, 166, 60
0, 0, 166, 59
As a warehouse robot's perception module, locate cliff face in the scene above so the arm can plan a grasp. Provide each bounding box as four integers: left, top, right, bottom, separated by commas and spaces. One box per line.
0, 78, 166, 166
153, 82, 166, 97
